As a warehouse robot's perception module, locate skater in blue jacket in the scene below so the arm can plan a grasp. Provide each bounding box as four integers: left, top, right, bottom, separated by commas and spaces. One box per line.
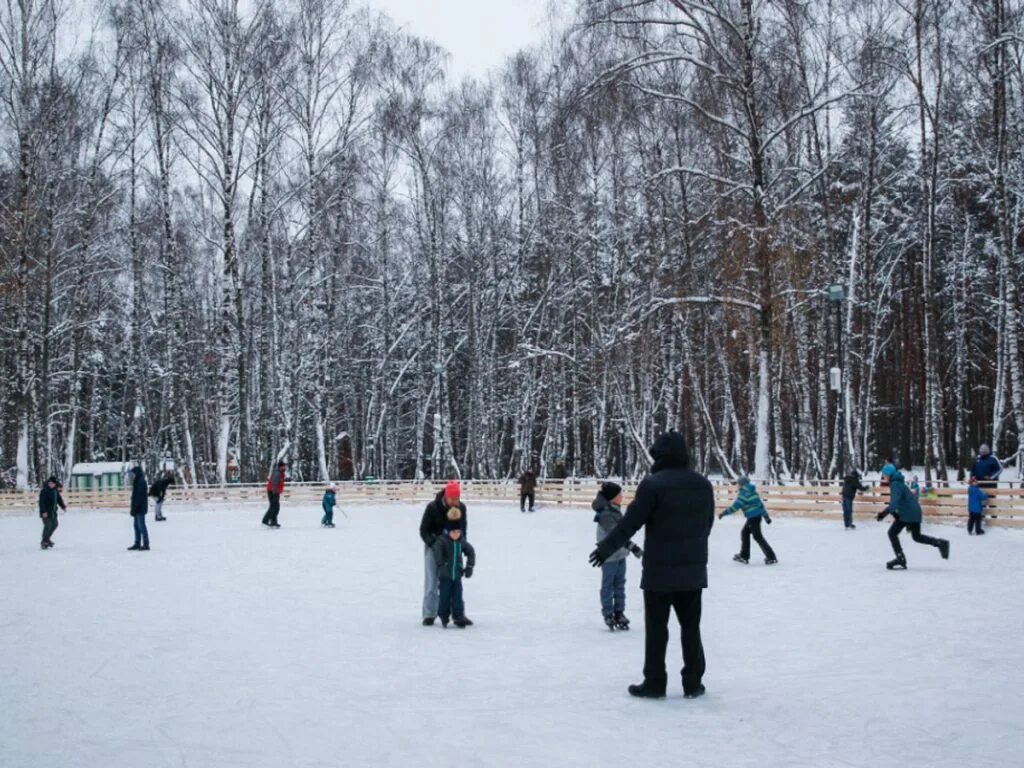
322, 483, 338, 527
967, 477, 991, 535
719, 476, 777, 565
876, 464, 949, 569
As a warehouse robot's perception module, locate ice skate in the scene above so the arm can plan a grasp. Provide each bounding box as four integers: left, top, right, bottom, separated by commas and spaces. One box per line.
938, 539, 950, 559
886, 553, 907, 570
604, 615, 617, 631
613, 612, 630, 630
627, 681, 666, 699
764, 557, 778, 565
732, 554, 749, 564
683, 684, 706, 700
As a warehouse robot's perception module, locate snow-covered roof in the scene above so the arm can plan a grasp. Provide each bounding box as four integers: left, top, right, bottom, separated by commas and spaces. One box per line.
71, 462, 128, 475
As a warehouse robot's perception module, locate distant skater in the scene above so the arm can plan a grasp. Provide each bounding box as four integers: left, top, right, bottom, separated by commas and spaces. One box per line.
39, 476, 59, 550
322, 482, 338, 527
149, 471, 174, 521
127, 465, 150, 551
720, 476, 777, 565
519, 469, 537, 513
262, 461, 286, 528
841, 469, 869, 529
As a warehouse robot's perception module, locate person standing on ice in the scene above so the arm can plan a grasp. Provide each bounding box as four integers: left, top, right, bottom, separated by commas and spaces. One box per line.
720, 476, 777, 565
967, 477, 991, 535
518, 468, 537, 513
589, 430, 714, 700
321, 482, 338, 528
876, 463, 949, 569
420, 480, 470, 626
262, 460, 286, 528
592, 481, 643, 630
148, 471, 174, 521
841, 470, 869, 529
431, 508, 476, 628
127, 465, 150, 551
970, 444, 1001, 486
39, 476, 60, 550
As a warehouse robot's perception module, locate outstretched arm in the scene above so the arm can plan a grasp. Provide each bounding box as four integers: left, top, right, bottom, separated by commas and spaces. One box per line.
595, 479, 656, 560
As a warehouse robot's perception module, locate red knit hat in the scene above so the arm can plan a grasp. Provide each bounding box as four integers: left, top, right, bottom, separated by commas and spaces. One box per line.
444, 480, 461, 500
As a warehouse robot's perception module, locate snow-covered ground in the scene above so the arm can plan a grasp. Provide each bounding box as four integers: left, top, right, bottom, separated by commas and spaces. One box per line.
1, 502, 1020, 768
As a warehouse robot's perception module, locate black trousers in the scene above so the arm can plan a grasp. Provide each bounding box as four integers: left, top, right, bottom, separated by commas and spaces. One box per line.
262, 492, 281, 525
520, 491, 535, 511
740, 517, 776, 560
888, 519, 940, 554
643, 589, 705, 694
41, 515, 58, 544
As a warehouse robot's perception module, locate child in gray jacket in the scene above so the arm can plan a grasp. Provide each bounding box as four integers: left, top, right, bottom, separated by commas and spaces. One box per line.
592, 482, 643, 630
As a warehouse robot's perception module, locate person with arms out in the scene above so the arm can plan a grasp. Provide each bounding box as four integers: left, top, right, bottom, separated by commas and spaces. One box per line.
876, 463, 949, 569
419, 481, 471, 626
841, 470, 869, 529
431, 508, 476, 628
592, 481, 643, 630
262, 461, 286, 528
39, 476, 60, 550
589, 430, 714, 700
720, 476, 778, 565
127, 465, 150, 551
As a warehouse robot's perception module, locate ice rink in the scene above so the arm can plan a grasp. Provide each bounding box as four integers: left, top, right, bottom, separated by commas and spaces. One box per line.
1, 501, 1021, 768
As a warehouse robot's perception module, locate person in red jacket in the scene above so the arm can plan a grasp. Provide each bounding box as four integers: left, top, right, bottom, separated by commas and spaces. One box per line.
262, 461, 287, 528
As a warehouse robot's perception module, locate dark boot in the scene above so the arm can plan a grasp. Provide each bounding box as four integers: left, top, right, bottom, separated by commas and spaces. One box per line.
613, 612, 630, 630
886, 552, 907, 570
938, 539, 950, 560
732, 554, 748, 564
627, 681, 666, 699
453, 616, 468, 628
683, 684, 707, 700
604, 615, 617, 631
127, 545, 141, 551
140, 544, 150, 551
764, 557, 778, 565
422, 617, 435, 626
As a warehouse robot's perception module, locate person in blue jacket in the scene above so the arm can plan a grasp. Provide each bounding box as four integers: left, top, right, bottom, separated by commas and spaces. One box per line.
970, 445, 1001, 485
322, 482, 338, 527
967, 477, 991, 535
876, 464, 949, 569
719, 476, 777, 565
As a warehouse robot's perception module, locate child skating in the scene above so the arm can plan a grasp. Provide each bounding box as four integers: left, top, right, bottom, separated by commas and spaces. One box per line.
720, 476, 777, 565
431, 508, 476, 628
967, 477, 990, 536
591, 481, 643, 630
876, 464, 949, 569
322, 482, 338, 527
38, 476, 60, 550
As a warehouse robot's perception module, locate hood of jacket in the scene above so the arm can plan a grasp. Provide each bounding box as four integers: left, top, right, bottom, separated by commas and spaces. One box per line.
649, 430, 691, 473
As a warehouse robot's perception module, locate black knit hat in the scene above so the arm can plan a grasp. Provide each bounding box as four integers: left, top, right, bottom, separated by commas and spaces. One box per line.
599, 481, 622, 501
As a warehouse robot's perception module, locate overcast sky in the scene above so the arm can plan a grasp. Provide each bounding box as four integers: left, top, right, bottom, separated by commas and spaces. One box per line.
367, 0, 553, 80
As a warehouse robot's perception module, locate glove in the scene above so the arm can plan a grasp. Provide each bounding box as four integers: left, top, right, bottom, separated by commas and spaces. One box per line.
464, 566, 473, 579
631, 546, 643, 559
588, 548, 606, 567
717, 512, 725, 520
876, 511, 887, 522
764, 515, 772, 525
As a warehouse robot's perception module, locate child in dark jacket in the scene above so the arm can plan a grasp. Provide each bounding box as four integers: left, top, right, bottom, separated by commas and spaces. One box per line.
592, 481, 643, 630
431, 508, 476, 628
321, 483, 338, 527
967, 477, 990, 535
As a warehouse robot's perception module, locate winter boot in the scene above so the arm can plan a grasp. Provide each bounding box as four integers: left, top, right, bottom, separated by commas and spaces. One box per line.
604, 615, 617, 631
845, 524, 857, 530
976, 529, 986, 535
886, 553, 907, 570
127, 544, 141, 551
732, 554, 749, 564
683, 684, 707, 700
140, 544, 150, 551
40, 541, 49, 550
627, 681, 666, 699
422, 617, 435, 627
764, 557, 778, 565
155, 515, 166, 521
441, 617, 449, 628
613, 612, 630, 630
460, 616, 474, 626
453, 616, 468, 628
938, 539, 950, 559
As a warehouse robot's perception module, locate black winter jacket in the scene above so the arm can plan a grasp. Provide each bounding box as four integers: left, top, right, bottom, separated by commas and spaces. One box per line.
419, 491, 468, 546
841, 473, 868, 500
597, 431, 715, 592
148, 475, 174, 501
129, 467, 149, 516
431, 535, 476, 582
38, 484, 59, 518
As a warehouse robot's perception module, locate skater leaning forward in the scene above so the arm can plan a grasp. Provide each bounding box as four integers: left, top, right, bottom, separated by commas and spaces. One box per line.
148, 471, 174, 522
431, 508, 476, 628
419, 481, 472, 626
876, 464, 949, 569
592, 481, 643, 630
720, 476, 777, 565
590, 430, 714, 700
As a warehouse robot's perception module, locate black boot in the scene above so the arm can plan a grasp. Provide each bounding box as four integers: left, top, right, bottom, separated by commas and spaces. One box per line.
683, 684, 707, 700
732, 554, 749, 564
627, 681, 666, 699
764, 557, 778, 565
938, 539, 950, 560
453, 616, 468, 628
886, 552, 907, 570
422, 617, 435, 626
613, 612, 630, 630
127, 544, 141, 551
604, 615, 617, 631
140, 544, 150, 551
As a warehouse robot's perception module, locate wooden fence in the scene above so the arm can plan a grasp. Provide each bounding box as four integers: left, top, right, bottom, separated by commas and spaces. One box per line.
1, 478, 1021, 526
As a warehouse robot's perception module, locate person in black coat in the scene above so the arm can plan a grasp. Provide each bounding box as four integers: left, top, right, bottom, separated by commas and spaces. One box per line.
841, 470, 869, 529
589, 430, 715, 699
148, 472, 174, 521
39, 476, 60, 549
419, 481, 470, 626
128, 465, 150, 551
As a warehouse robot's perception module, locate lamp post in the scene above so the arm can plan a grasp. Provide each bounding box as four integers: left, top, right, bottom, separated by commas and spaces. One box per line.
827, 283, 847, 478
